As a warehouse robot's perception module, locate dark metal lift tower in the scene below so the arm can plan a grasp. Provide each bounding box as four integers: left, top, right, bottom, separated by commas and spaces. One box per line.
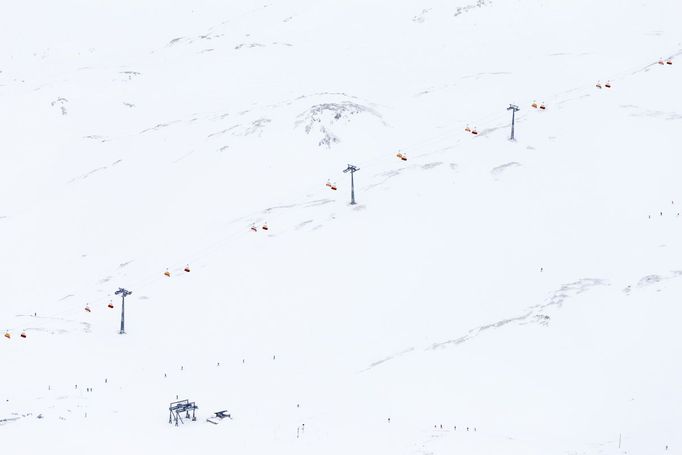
507, 104, 520, 141
343, 164, 360, 205
115, 287, 132, 334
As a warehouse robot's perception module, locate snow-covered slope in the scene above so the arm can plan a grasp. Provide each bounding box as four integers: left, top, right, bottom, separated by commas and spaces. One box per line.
1, 0, 682, 453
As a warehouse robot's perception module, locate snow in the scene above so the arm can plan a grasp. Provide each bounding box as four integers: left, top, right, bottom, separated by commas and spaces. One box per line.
1, 0, 682, 453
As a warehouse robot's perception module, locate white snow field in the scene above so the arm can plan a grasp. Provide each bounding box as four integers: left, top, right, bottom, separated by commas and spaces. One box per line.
1, 0, 682, 453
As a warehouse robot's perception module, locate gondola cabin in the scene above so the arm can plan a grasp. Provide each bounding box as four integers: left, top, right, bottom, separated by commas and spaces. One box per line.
20, 332, 26, 338
184, 266, 191, 273
4, 332, 10, 339
262, 223, 269, 231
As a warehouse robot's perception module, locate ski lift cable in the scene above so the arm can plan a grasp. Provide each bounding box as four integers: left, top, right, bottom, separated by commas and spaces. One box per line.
8, 49, 681, 328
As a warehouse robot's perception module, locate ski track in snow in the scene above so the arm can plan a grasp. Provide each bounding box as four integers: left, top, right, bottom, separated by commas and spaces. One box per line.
491, 161, 521, 179
619, 104, 682, 121
365, 162, 446, 191
634, 270, 682, 289
364, 278, 608, 371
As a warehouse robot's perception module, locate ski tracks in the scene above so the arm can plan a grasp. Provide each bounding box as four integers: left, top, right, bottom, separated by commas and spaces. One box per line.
363, 278, 608, 372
